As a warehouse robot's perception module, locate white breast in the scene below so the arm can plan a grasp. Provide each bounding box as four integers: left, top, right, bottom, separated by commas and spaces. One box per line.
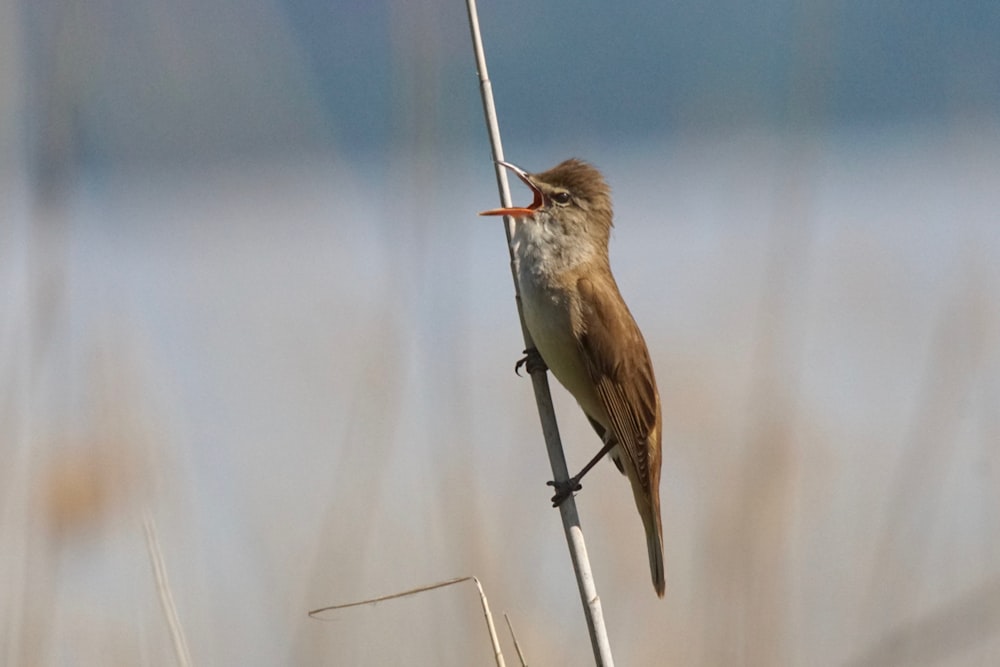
512, 220, 608, 427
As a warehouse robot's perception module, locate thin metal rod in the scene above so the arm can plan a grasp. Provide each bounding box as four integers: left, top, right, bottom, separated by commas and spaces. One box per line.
463, 2, 615, 665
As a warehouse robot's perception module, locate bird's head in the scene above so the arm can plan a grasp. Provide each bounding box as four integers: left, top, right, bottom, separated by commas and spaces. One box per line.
480, 158, 613, 246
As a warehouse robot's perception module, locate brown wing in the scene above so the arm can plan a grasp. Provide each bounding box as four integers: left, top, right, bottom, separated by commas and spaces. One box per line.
576, 275, 661, 495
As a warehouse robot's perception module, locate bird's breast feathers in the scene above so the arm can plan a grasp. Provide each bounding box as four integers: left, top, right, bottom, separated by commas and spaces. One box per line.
514, 223, 608, 424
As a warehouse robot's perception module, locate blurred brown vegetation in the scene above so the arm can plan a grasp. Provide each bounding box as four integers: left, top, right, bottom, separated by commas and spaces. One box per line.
3, 128, 999, 665
3, 0, 999, 663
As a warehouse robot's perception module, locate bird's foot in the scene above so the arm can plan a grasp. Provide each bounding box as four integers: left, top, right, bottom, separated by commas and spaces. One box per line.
545, 438, 617, 506
515, 347, 547, 376
547, 477, 583, 507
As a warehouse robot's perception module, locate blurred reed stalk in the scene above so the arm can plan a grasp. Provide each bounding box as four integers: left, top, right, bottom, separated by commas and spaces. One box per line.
504, 612, 529, 667
144, 511, 194, 667
463, 1, 615, 665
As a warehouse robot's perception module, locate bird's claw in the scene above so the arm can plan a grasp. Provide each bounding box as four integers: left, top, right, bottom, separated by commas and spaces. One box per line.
515, 348, 548, 376
547, 478, 583, 507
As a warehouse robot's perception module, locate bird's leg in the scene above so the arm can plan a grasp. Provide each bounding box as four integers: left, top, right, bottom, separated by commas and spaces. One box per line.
515, 347, 547, 376
548, 438, 617, 507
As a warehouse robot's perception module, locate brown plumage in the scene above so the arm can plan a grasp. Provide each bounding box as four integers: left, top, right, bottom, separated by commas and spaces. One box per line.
481, 159, 665, 597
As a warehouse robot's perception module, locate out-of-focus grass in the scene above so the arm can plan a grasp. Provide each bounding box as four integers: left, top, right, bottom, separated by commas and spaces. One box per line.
2, 127, 999, 665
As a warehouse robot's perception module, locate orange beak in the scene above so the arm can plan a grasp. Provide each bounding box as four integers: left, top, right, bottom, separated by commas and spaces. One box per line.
479, 161, 544, 218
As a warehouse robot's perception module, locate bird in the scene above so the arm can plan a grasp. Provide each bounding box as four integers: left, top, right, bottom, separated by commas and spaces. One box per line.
480, 158, 665, 597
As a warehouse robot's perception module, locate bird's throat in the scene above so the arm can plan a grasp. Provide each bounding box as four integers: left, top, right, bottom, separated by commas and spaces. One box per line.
513, 218, 598, 285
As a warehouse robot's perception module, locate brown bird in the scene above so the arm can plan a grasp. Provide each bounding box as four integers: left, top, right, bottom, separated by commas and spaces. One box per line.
481, 158, 665, 597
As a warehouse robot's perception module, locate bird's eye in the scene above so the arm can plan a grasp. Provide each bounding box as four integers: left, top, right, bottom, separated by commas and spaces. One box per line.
551, 191, 571, 205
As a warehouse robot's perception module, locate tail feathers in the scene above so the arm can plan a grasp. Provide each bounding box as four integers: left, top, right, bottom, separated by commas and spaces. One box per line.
646, 519, 665, 598
627, 465, 666, 597
609, 430, 665, 596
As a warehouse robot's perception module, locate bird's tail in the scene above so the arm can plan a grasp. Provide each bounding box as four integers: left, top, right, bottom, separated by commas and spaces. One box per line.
617, 437, 665, 596
643, 497, 666, 597
623, 454, 666, 597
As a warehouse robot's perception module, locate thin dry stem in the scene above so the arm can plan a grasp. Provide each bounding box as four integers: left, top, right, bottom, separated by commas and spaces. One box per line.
463, 0, 615, 664
309, 576, 506, 667
143, 510, 193, 667
504, 611, 529, 667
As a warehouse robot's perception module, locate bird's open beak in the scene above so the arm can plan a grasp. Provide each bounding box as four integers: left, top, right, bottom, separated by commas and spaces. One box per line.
479, 161, 544, 218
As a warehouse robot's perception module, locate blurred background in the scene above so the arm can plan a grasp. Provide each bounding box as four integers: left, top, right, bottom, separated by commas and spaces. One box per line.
2, 0, 999, 664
